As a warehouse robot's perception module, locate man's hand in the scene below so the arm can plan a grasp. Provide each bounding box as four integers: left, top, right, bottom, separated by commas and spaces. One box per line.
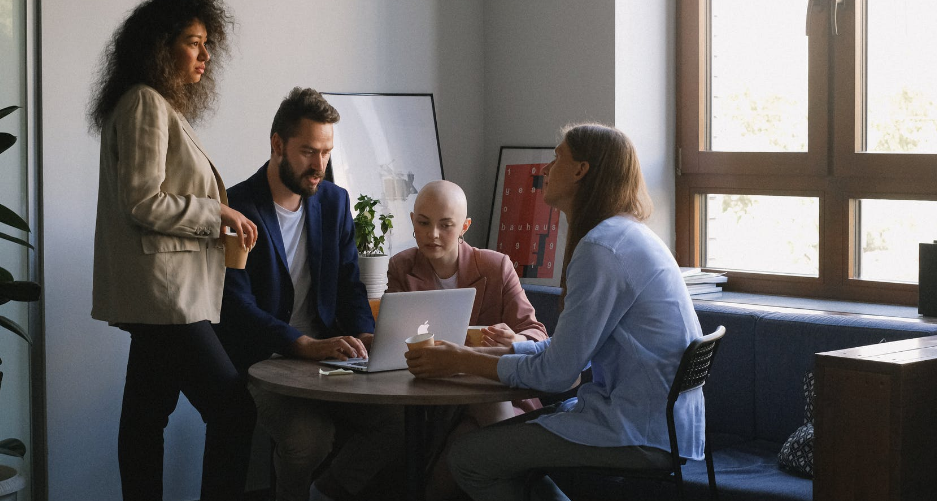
291, 335, 368, 361
481, 323, 525, 347
357, 333, 374, 351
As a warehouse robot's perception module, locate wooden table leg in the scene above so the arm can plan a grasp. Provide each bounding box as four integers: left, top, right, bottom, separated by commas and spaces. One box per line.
405, 405, 426, 501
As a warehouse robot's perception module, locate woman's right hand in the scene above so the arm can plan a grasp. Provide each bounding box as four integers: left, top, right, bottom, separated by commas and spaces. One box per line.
220, 204, 257, 250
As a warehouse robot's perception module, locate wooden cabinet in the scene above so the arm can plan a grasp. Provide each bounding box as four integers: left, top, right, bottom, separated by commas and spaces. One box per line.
814, 336, 937, 501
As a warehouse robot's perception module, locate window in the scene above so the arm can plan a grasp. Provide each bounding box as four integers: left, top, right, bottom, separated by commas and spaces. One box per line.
677, 0, 937, 305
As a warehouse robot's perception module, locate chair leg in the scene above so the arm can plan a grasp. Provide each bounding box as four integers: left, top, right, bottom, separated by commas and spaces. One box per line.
673, 466, 686, 501
704, 434, 718, 500
523, 469, 546, 501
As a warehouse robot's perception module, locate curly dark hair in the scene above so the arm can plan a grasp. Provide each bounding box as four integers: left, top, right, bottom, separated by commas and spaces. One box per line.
88, 0, 234, 130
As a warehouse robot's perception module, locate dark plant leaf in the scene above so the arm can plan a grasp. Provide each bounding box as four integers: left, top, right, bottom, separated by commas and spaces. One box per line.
0, 266, 12, 282
0, 133, 14, 156
0, 281, 40, 302
0, 203, 30, 233
0, 106, 18, 120
0, 231, 33, 250
0, 438, 26, 458
0, 316, 31, 344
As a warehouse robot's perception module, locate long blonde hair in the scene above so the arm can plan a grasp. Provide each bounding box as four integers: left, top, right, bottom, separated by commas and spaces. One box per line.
559, 123, 653, 303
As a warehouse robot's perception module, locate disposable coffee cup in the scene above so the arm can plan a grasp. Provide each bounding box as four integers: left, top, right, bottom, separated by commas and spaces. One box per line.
465, 326, 487, 347
405, 332, 435, 350
224, 232, 250, 269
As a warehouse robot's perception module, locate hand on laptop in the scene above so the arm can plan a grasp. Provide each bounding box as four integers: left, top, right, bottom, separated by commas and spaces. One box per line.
357, 333, 374, 351
291, 335, 369, 361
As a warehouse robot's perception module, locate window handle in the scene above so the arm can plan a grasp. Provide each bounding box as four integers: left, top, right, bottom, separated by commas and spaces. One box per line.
832, 0, 845, 36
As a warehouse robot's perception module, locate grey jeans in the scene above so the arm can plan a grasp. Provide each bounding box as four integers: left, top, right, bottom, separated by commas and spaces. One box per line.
248, 381, 405, 501
448, 421, 671, 501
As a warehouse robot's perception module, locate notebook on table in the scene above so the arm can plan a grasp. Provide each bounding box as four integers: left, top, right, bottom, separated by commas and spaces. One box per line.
320, 288, 476, 373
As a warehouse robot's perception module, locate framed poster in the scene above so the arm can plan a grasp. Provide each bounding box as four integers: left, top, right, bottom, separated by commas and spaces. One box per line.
322, 92, 444, 256
486, 147, 568, 287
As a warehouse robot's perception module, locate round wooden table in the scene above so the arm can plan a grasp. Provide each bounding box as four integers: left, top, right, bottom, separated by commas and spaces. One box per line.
249, 357, 543, 501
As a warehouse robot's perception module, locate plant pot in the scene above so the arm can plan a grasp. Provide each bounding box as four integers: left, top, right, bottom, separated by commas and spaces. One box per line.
358, 254, 390, 299
0, 465, 25, 500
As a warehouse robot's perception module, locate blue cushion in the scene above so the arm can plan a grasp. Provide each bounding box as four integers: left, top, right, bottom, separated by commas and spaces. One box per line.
695, 303, 759, 440
679, 437, 813, 501
549, 437, 811, 501
753, 312, 937, 442
522, 285, 562, 335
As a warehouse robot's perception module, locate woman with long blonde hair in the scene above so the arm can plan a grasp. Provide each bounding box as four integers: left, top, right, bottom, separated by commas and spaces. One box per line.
406, 124, 704, 501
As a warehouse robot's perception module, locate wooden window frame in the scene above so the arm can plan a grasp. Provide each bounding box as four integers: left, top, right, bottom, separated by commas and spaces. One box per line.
676, 0, 937, 306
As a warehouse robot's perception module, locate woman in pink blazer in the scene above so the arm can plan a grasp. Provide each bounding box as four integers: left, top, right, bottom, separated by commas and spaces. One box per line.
387, 180, 548, 500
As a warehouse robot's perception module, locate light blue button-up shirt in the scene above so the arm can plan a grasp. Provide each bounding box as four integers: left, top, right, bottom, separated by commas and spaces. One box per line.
498, 215, 706, 459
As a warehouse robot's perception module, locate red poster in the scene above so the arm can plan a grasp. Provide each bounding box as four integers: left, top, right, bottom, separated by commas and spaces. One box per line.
495, 162, 561, 280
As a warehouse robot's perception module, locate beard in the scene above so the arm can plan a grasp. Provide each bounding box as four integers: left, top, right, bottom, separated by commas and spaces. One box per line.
278, 155, 322, 198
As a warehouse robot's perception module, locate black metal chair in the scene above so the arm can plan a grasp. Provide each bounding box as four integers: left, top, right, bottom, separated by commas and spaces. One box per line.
524, 326, 726, 501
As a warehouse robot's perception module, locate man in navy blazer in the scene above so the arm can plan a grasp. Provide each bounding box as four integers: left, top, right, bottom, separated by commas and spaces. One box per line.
215, 88, 403, 501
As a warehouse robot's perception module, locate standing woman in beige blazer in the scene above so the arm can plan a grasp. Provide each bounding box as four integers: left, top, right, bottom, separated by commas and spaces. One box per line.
88, 1, 257, 500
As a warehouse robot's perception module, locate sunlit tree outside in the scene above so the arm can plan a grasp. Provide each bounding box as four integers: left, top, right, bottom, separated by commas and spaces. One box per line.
710, 1, 807, 152
705, 0, 937, 282
859, 200, 937, 283
704, 194, 819, 276
867, 0, 937, 154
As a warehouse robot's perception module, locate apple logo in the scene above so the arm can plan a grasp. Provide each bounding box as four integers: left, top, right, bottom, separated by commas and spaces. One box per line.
417, 321, 430, 335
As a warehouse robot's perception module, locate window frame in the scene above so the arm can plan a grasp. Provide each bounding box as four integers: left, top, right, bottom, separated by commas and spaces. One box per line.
676, 0, 937, 306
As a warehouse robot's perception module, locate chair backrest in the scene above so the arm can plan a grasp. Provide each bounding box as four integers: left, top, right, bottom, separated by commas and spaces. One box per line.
668, 326, 726, 405
663, 325, 726, 465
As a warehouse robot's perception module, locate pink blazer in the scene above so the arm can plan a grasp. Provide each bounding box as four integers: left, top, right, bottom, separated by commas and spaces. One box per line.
387, 242, 547, 341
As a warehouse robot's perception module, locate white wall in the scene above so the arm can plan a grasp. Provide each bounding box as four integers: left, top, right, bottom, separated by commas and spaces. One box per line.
480, 0, 617, 243
479, 0, 675, 249
615, 0, 676, 247
40, 1, 483, 500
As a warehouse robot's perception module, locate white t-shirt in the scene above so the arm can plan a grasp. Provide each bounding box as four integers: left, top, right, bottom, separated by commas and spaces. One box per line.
434, 272, 459, 290
274, 202, 319, 338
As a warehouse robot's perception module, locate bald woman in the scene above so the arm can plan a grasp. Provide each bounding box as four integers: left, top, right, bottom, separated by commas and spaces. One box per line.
386, 180, 548, 500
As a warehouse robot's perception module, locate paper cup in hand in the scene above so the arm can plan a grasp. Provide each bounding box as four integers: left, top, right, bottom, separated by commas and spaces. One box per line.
405, 333, 434, 350
224, 232, 250, 269
465, 326, 487, 347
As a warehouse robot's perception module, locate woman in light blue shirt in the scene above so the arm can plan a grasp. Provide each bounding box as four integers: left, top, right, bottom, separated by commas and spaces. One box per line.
405, 123, 704, 501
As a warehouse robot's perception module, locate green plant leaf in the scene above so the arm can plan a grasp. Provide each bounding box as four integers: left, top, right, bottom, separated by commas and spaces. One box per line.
0, 106, 18, 120
0, 203, 30, 233
0, 316, 31, 344
0, 231, 33, 249
0, 281, 40, 302
0, 266, 12, 282
0, 133, 14, 156
0, 438, 26, 458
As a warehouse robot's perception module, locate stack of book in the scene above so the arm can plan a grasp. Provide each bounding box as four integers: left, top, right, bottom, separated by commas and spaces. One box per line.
680, 267, 727, 299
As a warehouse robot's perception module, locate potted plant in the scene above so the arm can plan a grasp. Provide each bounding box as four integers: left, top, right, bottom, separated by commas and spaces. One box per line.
0, 105, 36, 500
353, 194, 394, 299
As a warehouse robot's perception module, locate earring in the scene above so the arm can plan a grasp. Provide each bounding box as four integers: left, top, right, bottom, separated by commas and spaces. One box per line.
458, 235, 465, 244
412, 231, 416, 238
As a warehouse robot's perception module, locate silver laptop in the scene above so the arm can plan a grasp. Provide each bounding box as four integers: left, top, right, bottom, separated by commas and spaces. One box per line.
320, 288, 476, 373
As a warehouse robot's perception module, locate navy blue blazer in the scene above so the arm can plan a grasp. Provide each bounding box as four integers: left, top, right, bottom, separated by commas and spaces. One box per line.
214, 163, 375, 375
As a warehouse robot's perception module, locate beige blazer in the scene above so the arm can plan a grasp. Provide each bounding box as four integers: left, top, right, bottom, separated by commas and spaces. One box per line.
92, 84, 227, 325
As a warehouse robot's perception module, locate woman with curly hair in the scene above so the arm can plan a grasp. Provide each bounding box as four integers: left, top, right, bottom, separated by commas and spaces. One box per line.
89, 1, 257, 499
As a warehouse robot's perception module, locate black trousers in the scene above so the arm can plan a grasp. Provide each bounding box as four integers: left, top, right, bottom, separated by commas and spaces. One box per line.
118, 321, 256, 501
